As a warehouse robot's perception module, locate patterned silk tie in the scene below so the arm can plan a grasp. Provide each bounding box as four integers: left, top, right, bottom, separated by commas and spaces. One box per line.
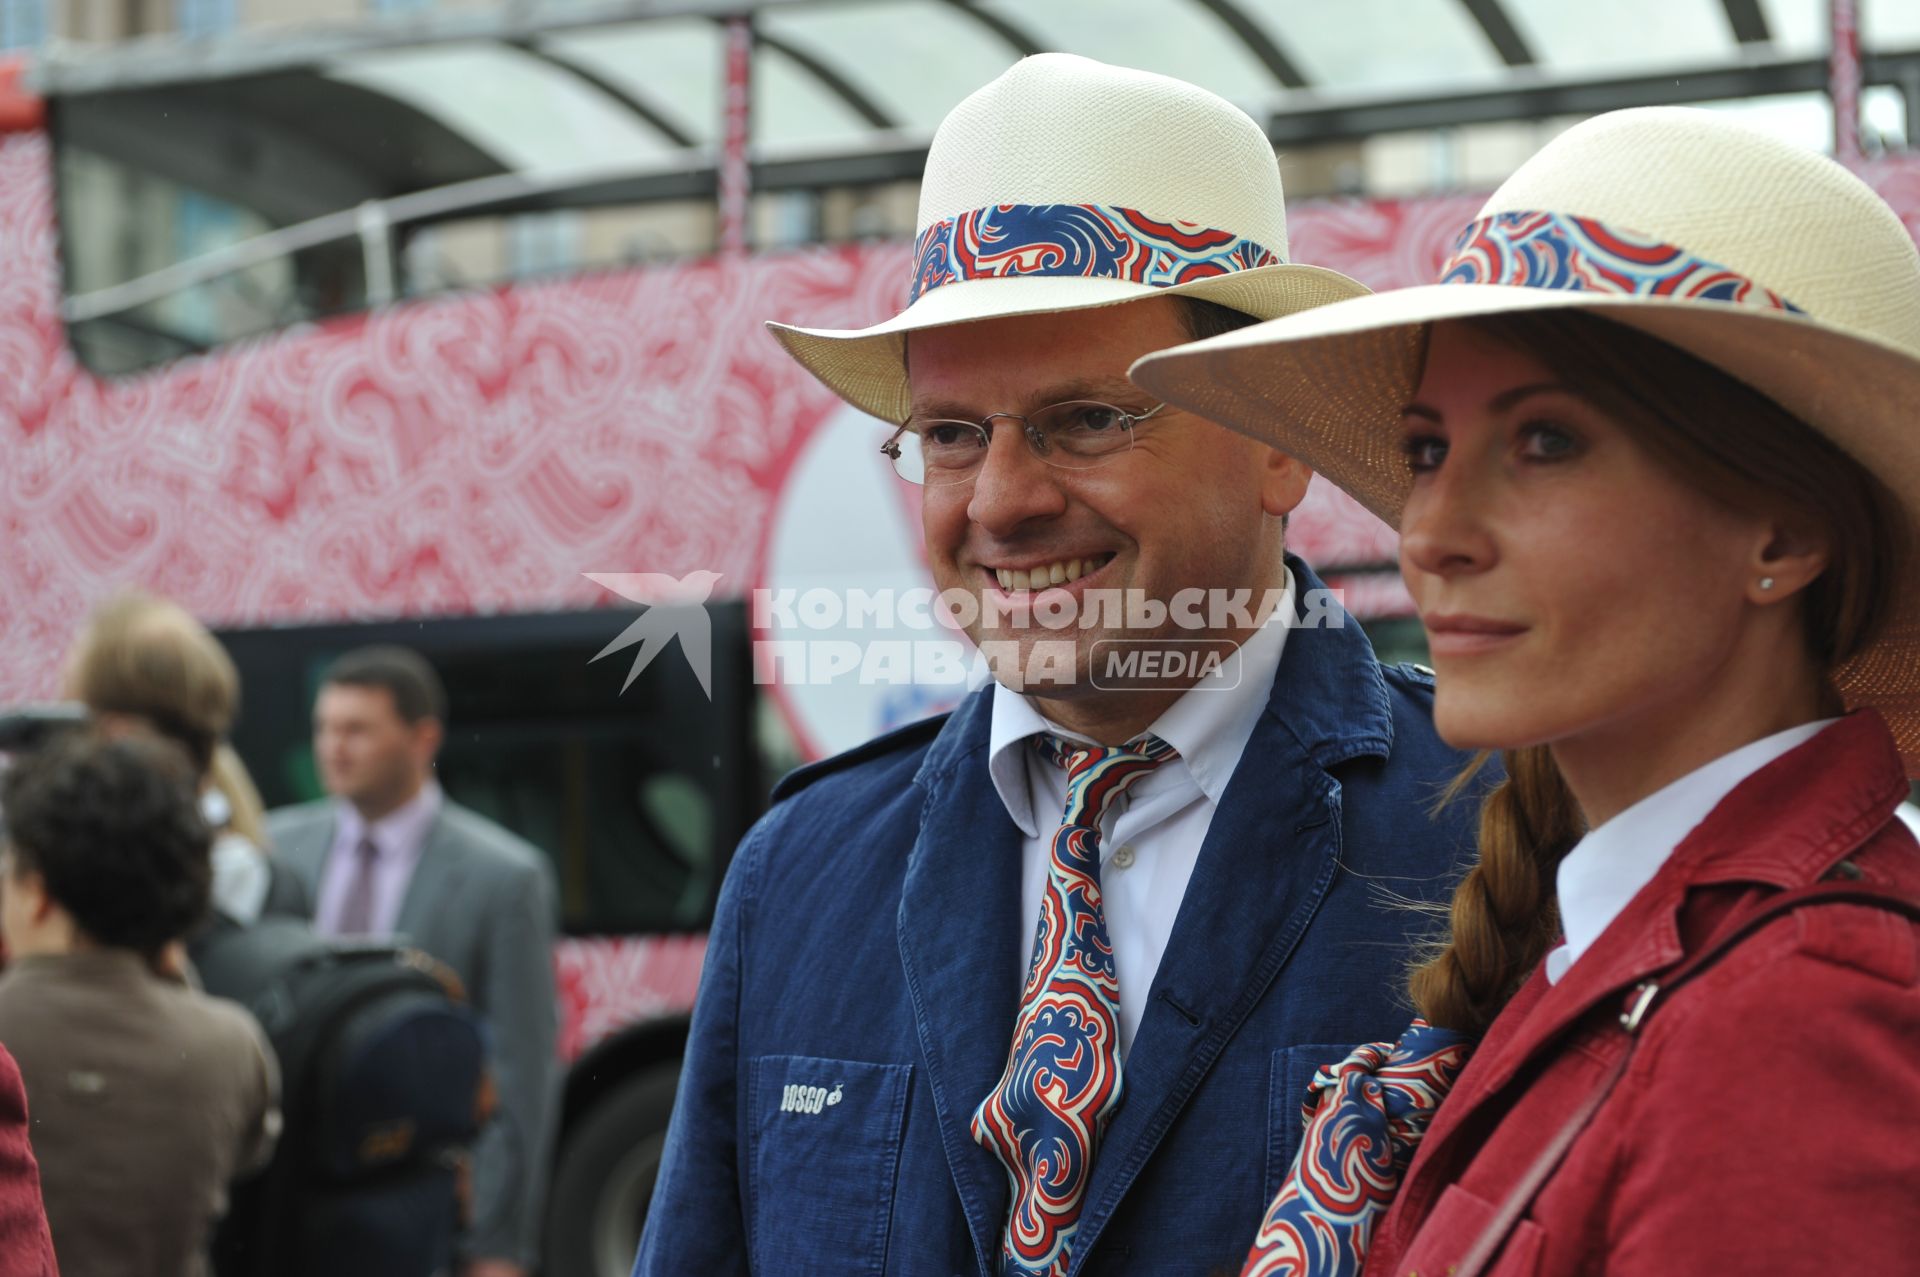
1239, 1019, 1473, 1277
972, 732, 1178, 1277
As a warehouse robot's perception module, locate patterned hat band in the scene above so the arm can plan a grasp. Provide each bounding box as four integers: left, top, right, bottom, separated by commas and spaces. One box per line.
908, 202, 1284, 303
1439, 210, 1805, 314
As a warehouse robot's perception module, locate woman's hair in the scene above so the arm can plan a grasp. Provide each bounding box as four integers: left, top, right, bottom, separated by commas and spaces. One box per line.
64, 591, 239, 779
2, 730, 213, 954
1410, 311, 1910, 1036
208, 742, 270, 847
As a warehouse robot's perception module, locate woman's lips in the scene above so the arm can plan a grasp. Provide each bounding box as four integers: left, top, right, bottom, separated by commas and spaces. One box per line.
1423, 613, 1528, 655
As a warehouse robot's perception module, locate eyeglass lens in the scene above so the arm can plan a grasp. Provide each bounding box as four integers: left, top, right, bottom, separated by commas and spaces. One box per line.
885, 401, 1142, 486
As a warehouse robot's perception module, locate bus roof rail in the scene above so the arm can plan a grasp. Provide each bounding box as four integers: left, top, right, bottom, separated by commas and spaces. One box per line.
60, 154, 714, 326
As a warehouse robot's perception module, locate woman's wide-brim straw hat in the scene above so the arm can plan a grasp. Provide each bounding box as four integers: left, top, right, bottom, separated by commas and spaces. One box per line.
1130, 107, 1920, 770
767, 53, 1368, 425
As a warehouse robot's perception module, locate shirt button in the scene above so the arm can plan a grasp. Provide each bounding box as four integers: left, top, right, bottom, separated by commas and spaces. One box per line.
1111, 845, 1136, 870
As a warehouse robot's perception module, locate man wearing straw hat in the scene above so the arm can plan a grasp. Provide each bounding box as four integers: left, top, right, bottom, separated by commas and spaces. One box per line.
637, 54, 1479, 1277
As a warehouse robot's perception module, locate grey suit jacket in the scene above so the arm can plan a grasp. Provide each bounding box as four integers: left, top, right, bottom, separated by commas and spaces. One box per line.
266, 796, 560, 1267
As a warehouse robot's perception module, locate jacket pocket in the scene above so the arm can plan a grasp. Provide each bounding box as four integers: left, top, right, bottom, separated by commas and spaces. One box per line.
747, 1054, 913, 1277
1396, 1182, 1544, 1277
1265, 1043, 1353, 1207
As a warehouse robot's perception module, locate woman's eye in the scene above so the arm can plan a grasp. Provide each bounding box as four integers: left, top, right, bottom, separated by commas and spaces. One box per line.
1519, 421, 1580, 461
1401, 434, 1447, 473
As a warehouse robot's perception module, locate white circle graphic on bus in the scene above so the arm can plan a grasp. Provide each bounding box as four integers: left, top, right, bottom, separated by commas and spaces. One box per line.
761, 404, 965, 760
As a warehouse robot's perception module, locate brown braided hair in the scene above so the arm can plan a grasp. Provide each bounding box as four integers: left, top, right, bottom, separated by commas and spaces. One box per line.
1409, 312, 1909, 1036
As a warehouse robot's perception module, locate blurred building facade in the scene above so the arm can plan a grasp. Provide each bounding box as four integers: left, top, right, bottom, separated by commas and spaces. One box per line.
24, 0, 1919, 304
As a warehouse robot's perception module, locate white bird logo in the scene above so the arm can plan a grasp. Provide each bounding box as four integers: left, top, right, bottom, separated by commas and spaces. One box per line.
583, 570, 725, 698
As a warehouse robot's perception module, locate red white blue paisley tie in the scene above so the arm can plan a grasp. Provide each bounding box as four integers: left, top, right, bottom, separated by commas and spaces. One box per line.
972, 732, 1178, 1277
1239, 1019, 1473, 1277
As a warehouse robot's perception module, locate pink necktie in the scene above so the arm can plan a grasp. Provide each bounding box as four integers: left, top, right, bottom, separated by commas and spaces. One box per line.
333, 834, 381, 935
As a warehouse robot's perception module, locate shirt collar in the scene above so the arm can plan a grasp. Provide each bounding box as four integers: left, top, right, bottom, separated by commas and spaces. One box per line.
336, 778, 443, 862
7, 950, 155, 985
986, 570, 1293, 837
1547, 718, 1837, 982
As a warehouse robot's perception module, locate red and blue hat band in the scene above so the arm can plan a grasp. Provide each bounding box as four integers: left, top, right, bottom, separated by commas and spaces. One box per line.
1440, 211, 1805, 313
908, 202, 1283, 304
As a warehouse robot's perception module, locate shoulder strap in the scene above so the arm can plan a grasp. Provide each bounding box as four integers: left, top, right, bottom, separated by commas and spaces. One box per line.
1453, 877, 1920, 1277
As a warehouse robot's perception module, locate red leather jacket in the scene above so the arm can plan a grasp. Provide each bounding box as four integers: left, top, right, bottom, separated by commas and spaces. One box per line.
0, 1043, 56, 1275
1365, 712, 1920, 1277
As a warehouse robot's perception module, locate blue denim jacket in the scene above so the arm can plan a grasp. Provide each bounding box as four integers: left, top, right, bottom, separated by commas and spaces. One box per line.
636, 557, 1483, 1277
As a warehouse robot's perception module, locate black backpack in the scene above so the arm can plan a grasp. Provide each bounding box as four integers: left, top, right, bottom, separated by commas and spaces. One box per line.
195, 917, 487, 1277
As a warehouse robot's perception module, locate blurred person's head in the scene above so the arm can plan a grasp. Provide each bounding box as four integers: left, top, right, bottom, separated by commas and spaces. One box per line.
1, 731, 212, 960
313, 647, 445, 820
62, 591, 238, 780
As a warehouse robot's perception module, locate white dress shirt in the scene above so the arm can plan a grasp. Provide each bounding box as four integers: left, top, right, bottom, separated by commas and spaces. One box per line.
987, 580, 1293, 1055
1544, 719, 1837, 985
313, 780, 444, 937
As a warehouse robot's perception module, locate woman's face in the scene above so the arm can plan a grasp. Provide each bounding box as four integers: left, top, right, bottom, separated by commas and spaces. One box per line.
1397, 322, 1772, 754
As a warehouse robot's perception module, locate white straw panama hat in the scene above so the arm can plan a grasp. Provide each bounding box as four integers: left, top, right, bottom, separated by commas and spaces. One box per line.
1129, 106, 1920, 770
765, 52, 1369, 424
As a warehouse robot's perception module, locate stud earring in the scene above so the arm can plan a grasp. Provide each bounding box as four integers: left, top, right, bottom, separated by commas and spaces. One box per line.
1759, 577, 1776, 591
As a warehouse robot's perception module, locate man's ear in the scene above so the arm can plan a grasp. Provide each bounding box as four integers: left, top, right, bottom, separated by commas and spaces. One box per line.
413, 718, 445, 767
1260, 448, 1313, 520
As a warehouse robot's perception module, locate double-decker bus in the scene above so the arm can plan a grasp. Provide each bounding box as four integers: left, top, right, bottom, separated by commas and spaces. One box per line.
4, 10, 1916, 1272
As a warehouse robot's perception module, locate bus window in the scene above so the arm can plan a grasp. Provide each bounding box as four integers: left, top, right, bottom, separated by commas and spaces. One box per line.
49, 34, 708, 377
42, 19, 928, 379
56, 137, 354, 375
217, 604, 768, 936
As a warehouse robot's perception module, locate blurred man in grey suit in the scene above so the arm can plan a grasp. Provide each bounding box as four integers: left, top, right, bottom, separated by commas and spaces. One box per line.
266, 646, 558, 1277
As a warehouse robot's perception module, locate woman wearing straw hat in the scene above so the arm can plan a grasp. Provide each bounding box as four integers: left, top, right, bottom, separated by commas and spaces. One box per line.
1132, 106, 1920, 1276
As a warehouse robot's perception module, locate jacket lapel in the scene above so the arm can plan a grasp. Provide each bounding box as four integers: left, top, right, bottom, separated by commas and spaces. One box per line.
393, 806, 466, 944
896, 690, 1024, 1277
279, 806, 338, 901
1071, 557, 1396, 1269
1436, 910, 1683, 1125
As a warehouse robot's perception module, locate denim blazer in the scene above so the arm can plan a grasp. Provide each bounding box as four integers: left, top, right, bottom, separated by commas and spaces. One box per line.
637, 557, 1483, 1277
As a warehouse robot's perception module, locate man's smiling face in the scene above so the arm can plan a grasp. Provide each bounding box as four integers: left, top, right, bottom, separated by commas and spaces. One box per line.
908, 296, 1304, 708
